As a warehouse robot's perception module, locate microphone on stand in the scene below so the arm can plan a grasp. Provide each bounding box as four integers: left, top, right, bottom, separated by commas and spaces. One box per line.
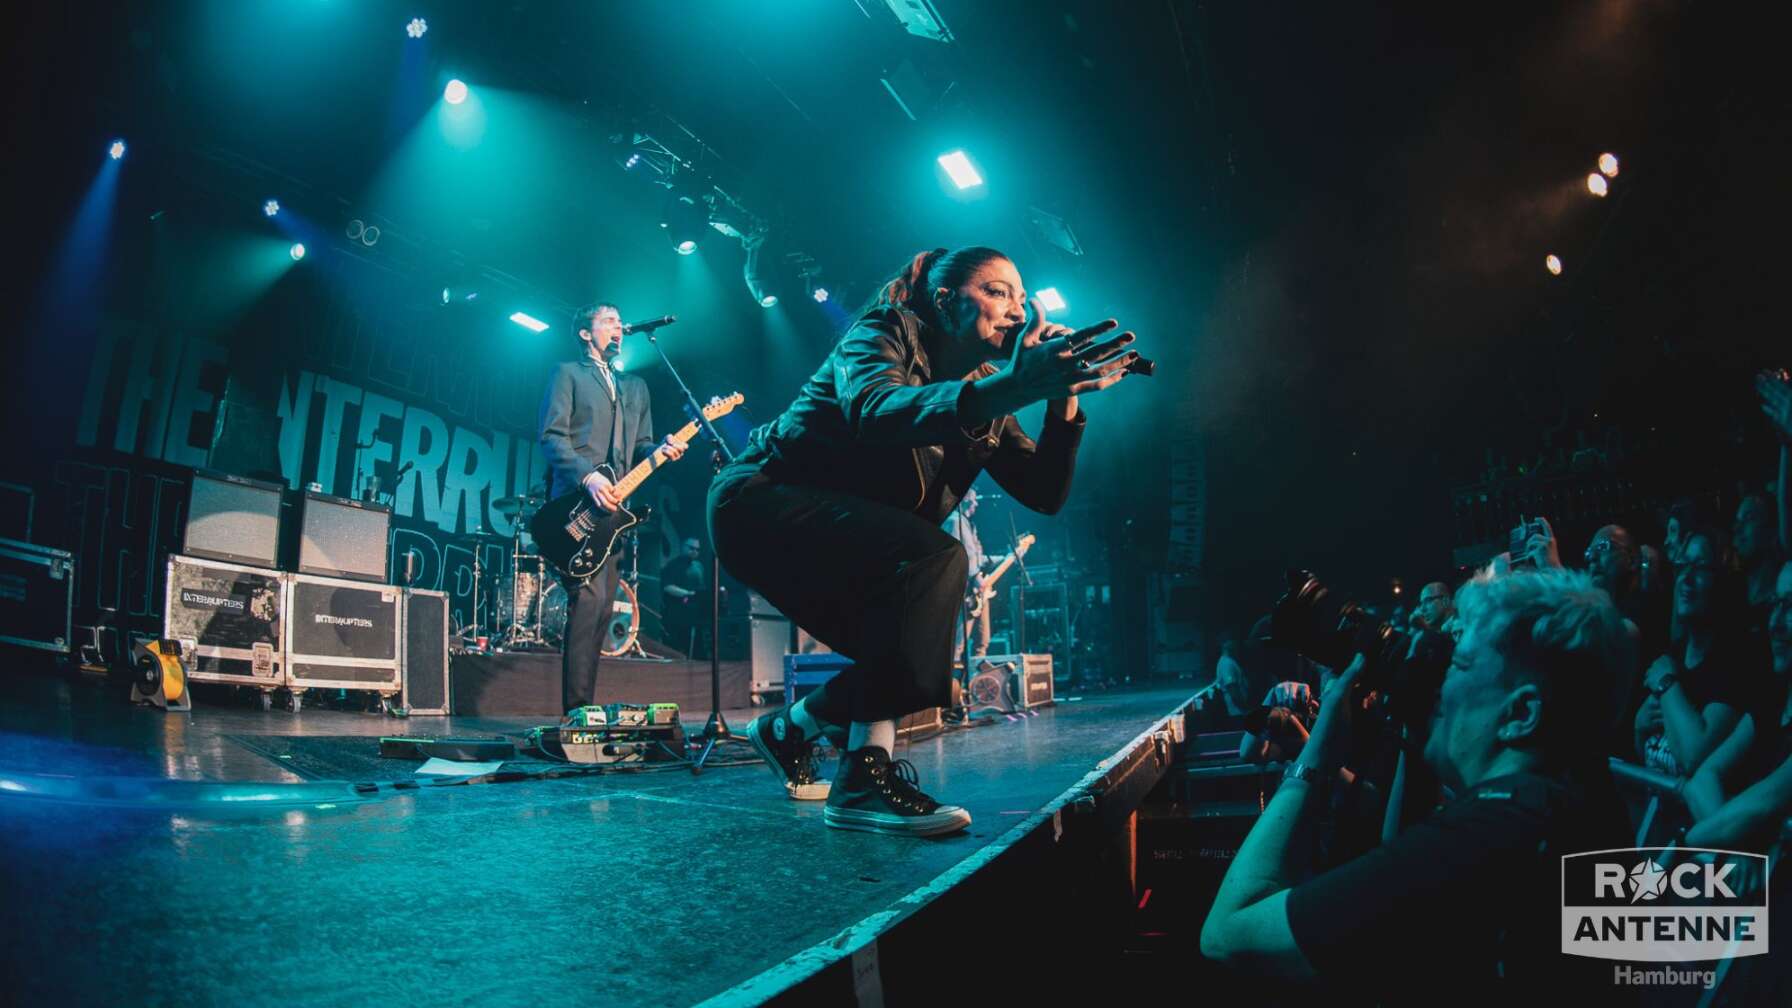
621, 315, 677, 335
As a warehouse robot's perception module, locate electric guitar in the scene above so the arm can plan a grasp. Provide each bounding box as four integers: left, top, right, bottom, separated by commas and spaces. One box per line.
964, 533, 1034, 657
532, 393, 743, 581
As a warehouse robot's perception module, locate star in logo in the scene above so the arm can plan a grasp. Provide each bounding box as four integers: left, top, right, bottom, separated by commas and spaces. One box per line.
1628, 859, 1669, 902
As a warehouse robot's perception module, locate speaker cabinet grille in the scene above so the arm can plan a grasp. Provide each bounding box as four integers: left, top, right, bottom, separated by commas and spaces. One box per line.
296, 492, 391, 583
185, 470, 283, 568
401, 588, 450, 715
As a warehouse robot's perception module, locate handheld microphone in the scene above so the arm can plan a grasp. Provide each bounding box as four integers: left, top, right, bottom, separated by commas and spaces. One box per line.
1124, 354, 1156, 377
620, 315, 677, 335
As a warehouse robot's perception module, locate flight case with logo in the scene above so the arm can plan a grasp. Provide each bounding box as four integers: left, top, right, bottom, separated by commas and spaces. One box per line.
163, 554, 286, 689
285, 571, 400, 700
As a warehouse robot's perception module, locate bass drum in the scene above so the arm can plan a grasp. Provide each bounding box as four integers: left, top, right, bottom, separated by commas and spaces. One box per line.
537, 578, 639, 658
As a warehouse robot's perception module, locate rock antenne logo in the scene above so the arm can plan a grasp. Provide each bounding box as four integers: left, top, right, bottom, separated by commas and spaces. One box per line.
1563, 848, 1769, 962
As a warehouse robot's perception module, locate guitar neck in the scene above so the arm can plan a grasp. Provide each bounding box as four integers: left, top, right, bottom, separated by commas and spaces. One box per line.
612, 419, 700, 500
979, 538, 1033, 597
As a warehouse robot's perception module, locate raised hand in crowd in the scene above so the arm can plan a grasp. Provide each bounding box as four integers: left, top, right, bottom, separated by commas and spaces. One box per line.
1522, 515, 1562, 569
1757, 367, 1792, 441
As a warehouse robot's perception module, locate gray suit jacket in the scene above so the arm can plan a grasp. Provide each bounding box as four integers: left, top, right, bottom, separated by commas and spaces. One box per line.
538, 358, 656, 501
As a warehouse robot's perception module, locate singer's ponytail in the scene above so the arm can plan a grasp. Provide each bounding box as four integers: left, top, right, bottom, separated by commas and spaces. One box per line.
856, 246, 1010, 328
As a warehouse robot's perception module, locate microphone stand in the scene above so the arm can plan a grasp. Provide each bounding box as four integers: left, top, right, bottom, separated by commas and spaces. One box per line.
642, 329, 739, 773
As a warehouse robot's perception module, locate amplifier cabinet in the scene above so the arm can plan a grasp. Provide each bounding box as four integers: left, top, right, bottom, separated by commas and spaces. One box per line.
748, 592, 791, 695
184, 469, 284, 568
294, 491, 391, 584
0, 538, 74, 653
976, 653, 1056, 710
399, 588, 451, 715
285, 571, 401, 694
164, 554, 285, 686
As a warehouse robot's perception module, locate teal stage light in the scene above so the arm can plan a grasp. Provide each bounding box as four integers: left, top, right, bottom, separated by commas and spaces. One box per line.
444, 79, 468, 105
1036, 287, 1066, 312
289, 243, 306, 261
937, 150, 982, 189
509, 312, 549, 332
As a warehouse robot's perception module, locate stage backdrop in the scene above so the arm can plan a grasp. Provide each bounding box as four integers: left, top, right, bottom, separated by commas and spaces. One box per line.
47, 246, 704, 637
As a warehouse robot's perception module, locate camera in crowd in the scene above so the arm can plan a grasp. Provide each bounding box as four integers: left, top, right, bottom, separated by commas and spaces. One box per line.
1259, 568, 1454, 740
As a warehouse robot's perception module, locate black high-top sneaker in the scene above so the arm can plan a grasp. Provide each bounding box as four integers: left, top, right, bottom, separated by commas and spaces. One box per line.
823, 747, 972, 837
745, 707, 830, 800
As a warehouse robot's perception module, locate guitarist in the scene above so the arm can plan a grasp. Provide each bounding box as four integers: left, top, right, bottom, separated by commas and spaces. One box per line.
538, 302, 686, 716
709, 246, 1141, 837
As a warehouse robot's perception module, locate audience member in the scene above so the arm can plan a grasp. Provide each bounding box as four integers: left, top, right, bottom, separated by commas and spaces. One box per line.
1212, 639, 1253, 718
1683, 559, 1792, 849
1201, 568, 1632, 1002
1634, 530, 1766, 775
1410, 581, 1454, 632
1663, 497, 1713, 569
1583, 524, 1669, 657
1742, 367, 1792, 614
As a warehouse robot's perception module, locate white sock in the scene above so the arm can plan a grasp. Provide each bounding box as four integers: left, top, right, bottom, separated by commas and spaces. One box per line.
787, 696, 823, 741
848, 720, 896, 755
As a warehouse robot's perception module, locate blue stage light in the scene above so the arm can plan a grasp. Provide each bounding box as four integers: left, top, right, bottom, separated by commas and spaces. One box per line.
406, 18, 428, 39
108, 140, 126, 160
812, 287, 829, 303
263, 199, 280, 218
444, 79, 468, 105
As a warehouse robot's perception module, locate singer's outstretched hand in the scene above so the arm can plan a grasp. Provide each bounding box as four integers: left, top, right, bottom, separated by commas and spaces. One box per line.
971, 298, 1139, 421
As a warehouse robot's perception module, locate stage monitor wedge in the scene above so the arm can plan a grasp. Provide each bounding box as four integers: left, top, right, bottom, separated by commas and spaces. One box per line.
185, 469, 284, 568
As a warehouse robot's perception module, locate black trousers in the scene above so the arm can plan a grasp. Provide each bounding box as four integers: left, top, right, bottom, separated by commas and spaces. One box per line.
558, 556, 620, 713
708, 469, 968, 726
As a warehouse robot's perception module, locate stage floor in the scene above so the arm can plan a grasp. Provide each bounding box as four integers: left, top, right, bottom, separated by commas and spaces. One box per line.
0, 674, 1194, 1006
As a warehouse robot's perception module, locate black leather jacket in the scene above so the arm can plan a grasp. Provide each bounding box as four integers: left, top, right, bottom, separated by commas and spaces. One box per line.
718, 305, 1086, 523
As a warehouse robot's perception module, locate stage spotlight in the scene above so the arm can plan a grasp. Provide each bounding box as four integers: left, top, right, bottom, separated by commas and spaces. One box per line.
1586, 172, 1609, 197
760, 294, 779, 308
1545, 254, 1563, 275
937, 149, 983, 189
1036, 287, 1066, 313
661, 194, 708, 254
441, 287, 452, 305
263, 199, 280, 218
289, 243, 306, 261
444, 79, 468, 105
509, 312, 549, 332
108, 139, 126, 160
812, 287, 829, 303
1598, 152, 1620, 177
406, 18, 428, 39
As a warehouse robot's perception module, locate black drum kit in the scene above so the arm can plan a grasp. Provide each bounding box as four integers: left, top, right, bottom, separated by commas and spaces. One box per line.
456, 493, 657, 659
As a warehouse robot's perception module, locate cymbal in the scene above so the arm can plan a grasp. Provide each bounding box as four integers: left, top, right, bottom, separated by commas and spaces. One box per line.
492, 495, 544, 518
